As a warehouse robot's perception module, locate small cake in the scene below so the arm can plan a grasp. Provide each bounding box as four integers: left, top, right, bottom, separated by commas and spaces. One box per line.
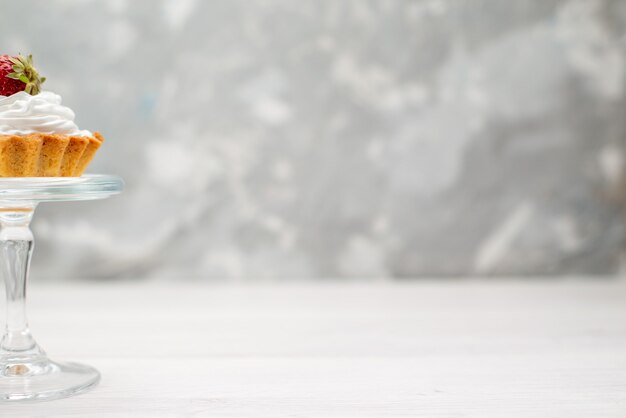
0, 54, 103, 177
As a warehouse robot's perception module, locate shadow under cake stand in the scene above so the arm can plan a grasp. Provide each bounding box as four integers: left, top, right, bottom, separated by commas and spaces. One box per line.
0, 174, 123, 401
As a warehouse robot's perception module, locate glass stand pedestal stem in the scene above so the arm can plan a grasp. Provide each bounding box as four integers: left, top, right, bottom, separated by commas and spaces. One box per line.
0, 175, 123, 401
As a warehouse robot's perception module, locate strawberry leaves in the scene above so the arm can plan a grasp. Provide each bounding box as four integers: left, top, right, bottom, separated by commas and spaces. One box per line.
5, 54, 45, 95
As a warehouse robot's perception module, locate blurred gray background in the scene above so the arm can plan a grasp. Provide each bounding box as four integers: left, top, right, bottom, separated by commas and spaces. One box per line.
2, 0, 626, 280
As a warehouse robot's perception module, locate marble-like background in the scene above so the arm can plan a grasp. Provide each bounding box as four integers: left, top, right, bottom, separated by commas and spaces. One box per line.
2, 0, 626, 280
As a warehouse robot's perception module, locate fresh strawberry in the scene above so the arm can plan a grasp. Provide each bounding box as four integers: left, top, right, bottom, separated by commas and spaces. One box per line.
0, 54, 45, 96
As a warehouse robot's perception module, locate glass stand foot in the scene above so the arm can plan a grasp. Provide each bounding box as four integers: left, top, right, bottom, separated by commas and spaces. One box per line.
0, 358, 100, 401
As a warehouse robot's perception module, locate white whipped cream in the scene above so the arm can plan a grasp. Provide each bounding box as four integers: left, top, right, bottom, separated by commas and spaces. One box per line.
0, 91, 91, 136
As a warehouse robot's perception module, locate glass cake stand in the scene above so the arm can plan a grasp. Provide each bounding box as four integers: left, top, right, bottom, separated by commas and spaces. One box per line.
0, 174, 123, 401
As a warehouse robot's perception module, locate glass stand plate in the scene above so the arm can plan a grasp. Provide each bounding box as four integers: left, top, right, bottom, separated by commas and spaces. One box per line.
0, 174, 123, 202
0, 174, 123, 401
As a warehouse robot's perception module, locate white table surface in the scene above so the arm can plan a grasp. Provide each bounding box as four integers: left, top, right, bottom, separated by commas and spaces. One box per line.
2, 280, 625, 417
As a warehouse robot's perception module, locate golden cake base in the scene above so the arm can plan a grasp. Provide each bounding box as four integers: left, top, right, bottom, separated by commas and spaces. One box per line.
0, 133, 103, 177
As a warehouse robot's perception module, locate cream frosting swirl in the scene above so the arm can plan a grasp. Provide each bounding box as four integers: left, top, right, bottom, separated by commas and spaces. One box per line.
0, 91, 91, 136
